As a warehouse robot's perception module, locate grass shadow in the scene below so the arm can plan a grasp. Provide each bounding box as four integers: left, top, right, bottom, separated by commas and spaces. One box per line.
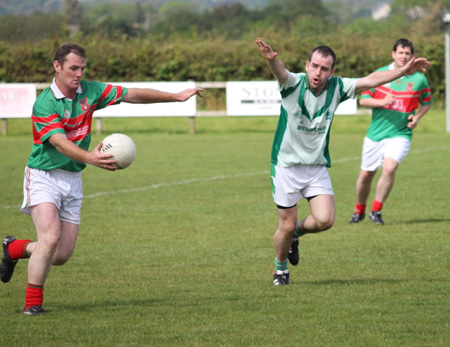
58, 298, 161, 312
404, 218, 450, 224
305, 278, 411, 286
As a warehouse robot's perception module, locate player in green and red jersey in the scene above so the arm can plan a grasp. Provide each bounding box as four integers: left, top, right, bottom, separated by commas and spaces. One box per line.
349, 38, 432, 225
0, 42, 203, 315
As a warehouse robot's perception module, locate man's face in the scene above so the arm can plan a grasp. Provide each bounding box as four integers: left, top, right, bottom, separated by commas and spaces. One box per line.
305, 52, 335, 95
392, 45, 412, 68
53, 52, 86, 94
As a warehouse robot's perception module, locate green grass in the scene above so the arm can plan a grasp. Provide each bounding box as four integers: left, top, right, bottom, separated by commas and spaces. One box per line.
1, 110, 449, 346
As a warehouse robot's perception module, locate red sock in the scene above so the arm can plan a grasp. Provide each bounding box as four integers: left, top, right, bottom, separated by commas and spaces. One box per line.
8, 239, 31, 260
371, 200, 383, 212
355, 204, 366, 215
25, 283, 44, 310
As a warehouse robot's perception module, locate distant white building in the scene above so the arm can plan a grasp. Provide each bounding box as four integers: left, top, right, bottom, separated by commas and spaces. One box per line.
372, 3, 391, 20
406, 6, 425, 20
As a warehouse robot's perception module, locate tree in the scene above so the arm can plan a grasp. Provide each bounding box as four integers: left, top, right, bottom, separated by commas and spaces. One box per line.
268, 0, 328, 18
63, 0, 82, 34
258, 0, 330, 31
390, 0, 450, 33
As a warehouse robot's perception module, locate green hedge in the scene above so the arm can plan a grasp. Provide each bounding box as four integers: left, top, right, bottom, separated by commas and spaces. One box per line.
0, 31, 445, 104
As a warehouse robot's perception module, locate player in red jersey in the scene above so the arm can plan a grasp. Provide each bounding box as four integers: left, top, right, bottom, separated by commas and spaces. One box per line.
0, 42, 203, 315
349, 38, 432, 225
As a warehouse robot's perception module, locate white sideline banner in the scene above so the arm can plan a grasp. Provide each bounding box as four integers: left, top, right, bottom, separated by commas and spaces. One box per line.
226, 81, 280, 116
94, 82, 197, 117
226, 81, 357, 116
0, 84, 36, 118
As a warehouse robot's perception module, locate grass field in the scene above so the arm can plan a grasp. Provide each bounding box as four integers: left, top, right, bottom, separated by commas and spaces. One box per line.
0, 110, 449, 346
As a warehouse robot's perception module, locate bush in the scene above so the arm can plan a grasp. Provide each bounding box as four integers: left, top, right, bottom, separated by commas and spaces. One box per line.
0, 29, 445, 104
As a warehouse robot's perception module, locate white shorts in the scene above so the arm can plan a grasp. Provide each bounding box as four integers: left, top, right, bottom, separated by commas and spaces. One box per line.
21, 167, 83, 225
361, 137, 411, 171
271, 164, 334, 208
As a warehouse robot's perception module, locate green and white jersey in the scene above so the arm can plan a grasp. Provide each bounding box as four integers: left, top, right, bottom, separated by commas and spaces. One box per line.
27, 79, 127, 172
271, 72, 358, 168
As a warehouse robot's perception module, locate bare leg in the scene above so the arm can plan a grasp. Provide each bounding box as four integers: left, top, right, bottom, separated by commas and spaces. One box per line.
355, 170, 377, 206
374, 158, 399, 204
28, 203, 79, 285
297, 194, 336, 233
274, 206, 297, 263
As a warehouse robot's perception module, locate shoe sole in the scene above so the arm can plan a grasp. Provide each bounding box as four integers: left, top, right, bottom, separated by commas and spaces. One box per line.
288, 240, 299, 266
23, 310, 48, 316
1, 236, 18, 283
0, 260, 18, 283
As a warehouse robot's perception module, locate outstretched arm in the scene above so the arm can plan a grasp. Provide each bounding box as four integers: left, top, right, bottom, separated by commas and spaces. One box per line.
255, 38, 289, 85
355, 57, 430, 94
122, 87, 204, 104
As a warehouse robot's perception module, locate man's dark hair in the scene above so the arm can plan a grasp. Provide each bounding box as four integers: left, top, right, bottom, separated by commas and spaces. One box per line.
309, 45, 337, 69
393, 38, 414, 55
53, 42, 86, 65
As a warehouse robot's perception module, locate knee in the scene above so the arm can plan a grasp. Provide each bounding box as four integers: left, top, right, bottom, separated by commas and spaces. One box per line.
359, 171, 375, 184
382, 166, 397, 177
38, 235, 60, 255
317, 217, 334, 231
278, 220, 296, 236
52, 252, 72, 266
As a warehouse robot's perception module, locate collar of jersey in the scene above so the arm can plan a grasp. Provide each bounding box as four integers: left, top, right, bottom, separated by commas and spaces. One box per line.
51, 78, 83, 100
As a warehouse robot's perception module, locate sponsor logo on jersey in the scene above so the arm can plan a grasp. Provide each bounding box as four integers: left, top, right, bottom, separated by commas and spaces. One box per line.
297, 125, 326, 134
66, 125, 90, 140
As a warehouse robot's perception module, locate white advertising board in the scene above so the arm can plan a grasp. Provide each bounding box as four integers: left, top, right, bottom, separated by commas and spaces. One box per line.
94, 82, 197, 117
226, 81, 357, 116
0, 84, 36, 118
226, 81, 280, 116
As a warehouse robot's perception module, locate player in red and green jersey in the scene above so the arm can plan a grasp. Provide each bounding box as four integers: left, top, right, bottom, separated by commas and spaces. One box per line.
350, 38, 432, 225
0, 42, 203, 315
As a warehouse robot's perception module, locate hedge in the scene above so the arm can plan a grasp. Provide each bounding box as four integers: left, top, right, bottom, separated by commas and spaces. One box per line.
0, 31, 445, 105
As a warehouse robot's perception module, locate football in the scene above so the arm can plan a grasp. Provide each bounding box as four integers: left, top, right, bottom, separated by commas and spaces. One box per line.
100, 133, 136, 169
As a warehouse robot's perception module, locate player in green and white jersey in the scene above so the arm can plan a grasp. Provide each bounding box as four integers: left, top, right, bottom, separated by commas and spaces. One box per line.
349, 38, 432, 226
0, 42, 203, 315
255, 38, 431, 285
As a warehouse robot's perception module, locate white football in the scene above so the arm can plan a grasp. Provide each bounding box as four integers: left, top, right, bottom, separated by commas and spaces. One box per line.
100, 133, 136, 170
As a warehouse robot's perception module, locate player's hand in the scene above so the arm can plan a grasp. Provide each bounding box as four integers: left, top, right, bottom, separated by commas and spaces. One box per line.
403, 56, 430, 75
92, 141, 117, 171
382, 92, 395, 107
176, 88, 204, 102
407, 114, 419, 129
256, 38, 278, 60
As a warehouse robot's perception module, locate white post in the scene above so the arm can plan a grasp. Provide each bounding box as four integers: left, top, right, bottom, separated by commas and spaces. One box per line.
445, 13, 450, 133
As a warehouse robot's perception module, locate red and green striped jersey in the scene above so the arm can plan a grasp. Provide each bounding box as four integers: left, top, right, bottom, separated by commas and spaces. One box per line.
27, 80, 127, 171
361, 64, 432, 141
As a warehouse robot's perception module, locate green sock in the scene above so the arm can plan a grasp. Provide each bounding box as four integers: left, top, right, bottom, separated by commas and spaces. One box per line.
293, 225, 305, 239
274, 258, 288, 272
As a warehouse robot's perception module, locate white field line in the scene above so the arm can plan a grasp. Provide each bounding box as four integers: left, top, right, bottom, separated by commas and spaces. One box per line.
2, 145, 449, 209
84, 172, 267, 199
